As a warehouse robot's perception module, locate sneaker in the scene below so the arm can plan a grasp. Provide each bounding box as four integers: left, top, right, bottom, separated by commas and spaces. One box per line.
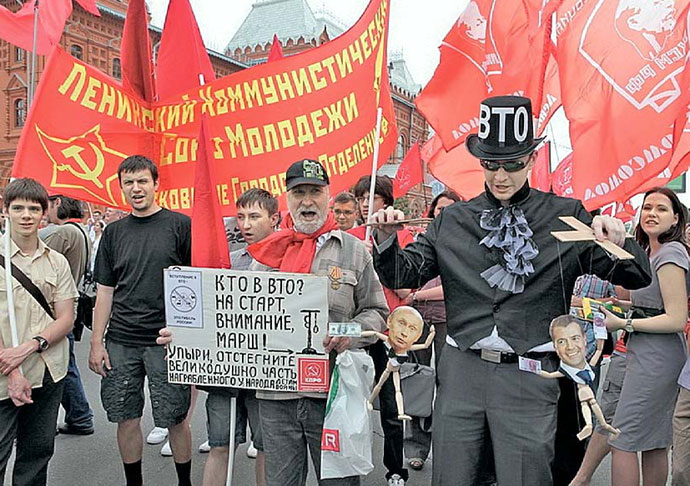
160, 441, 172, 457
146, 427, 168, 445
388, 474, 405, 486
246, 441, 258, 459
198, 440, 211, 453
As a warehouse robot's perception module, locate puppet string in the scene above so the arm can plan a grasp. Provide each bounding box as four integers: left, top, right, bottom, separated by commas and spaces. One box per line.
556, 240, 569, 314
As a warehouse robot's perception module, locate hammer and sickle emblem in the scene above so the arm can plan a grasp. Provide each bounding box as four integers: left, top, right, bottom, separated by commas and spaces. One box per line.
60, 143, 105, 188
35, 124, 126, 207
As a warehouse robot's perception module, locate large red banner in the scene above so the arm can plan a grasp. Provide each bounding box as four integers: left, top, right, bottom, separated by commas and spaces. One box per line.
416, 0, 559, 151
12, 0, 396, 215
556, 0, 690, 210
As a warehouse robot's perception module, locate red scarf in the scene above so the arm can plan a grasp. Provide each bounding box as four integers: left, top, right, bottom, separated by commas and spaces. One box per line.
248, 211, 338, 273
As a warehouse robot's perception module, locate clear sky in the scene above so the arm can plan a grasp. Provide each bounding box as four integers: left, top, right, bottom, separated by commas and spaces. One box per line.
146, 0, 469, 87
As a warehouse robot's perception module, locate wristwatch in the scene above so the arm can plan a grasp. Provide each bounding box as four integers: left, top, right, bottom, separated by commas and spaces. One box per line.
32, 336, 49, 353
624, 318, 634, 333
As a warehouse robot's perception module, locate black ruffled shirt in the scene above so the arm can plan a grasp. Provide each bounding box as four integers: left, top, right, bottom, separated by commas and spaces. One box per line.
374, 185, 652, 355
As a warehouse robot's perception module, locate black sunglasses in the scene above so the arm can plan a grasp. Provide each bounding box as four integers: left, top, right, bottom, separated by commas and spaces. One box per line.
479, 158, 528, 172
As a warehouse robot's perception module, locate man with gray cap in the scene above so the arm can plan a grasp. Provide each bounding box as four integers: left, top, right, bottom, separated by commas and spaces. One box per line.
369, 96, 652, 485
247, 159, 388, 486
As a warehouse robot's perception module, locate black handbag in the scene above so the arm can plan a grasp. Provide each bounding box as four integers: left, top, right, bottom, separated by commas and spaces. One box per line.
400, 354, 436, 418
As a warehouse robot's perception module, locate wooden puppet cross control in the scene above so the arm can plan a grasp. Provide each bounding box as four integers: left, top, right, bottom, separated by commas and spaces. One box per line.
551, 216, 634, 260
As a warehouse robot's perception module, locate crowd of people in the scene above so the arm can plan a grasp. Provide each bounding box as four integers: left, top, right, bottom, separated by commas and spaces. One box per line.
0, 95, 689, 486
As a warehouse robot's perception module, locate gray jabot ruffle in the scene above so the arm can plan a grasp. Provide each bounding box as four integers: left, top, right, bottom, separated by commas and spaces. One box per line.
479, 206, 539, 293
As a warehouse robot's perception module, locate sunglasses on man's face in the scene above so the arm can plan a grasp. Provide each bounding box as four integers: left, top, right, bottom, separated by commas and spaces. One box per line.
479, 158, 529, 172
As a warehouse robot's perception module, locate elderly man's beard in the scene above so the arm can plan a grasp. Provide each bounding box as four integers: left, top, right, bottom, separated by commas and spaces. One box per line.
293, 208, 328, 234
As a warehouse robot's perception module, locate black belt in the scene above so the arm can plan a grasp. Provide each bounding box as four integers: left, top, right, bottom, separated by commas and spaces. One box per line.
469, 348, 554, 364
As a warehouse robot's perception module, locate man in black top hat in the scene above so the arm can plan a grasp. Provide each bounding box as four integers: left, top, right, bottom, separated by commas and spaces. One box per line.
368, 95, 652, 485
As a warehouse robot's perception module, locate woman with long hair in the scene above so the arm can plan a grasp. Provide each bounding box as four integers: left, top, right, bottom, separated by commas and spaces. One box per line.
605, 187, 689, 486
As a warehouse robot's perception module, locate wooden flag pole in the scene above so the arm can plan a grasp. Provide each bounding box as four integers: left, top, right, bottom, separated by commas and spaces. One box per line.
224, 397, 237, 486
364, 107, 383, 242
196, 70, 236, 486
4, 218, 23, 375
28, 0, 39, 107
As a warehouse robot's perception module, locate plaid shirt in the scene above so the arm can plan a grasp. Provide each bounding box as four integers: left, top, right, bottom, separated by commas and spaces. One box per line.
252, 229, 388, 400
572, 274, 616, 299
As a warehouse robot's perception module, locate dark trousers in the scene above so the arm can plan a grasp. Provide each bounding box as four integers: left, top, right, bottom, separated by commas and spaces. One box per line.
259, 398, 359, 486
432, 346, 559, 486
367, 340, 407, 481
61, 332, 93, 428
0, 369, 64, 486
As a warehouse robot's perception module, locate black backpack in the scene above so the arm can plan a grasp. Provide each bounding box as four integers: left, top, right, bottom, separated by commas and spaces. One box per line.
67, 223, 95, 341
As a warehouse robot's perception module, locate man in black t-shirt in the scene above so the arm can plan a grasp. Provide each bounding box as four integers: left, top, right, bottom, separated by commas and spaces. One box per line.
88, 156, 192, 486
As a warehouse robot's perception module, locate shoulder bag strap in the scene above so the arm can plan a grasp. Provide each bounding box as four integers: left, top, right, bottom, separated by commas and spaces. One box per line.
0, 254, 55, 320
66, 222, 89, 270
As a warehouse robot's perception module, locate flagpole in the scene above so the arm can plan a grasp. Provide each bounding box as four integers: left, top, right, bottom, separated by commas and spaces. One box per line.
225, 398, 237, 486
548, 124, 561, 172
197, 70, 237, 486
419, 150, 429, 209
364, 107, 384, 242
4, 218, 22, 375
28, 0, 39, 107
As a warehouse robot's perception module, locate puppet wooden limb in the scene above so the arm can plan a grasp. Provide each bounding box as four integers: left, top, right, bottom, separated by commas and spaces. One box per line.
410, 325, 436, 352
368, 366, 392, 411
577, 396, 594, 441
538, 370, 564, 379
360, 330, 388, 341
589, 339, 604, 367
590, 398, 620, 437
392, 368, 411, 421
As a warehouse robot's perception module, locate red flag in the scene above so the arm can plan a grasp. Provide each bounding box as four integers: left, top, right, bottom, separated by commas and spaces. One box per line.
121, 0, 156, 102
423, 136, 485, 201
535, 51, 561, 137
267, 34, 284, 63
192, 117, 231, 269
416, 0, 559, 151
550, 153, 573, 197
393, 142, 423, 198
13, 0, 397, 214
530, 142, 551, 192
600, 199, 636, 224
0, 0, 72, 55
156, 0, 216, 101
75, 0, 100, 16
556, 0, 690, 210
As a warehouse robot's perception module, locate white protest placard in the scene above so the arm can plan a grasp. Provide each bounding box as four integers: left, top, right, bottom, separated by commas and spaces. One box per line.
164, 267, 330, 393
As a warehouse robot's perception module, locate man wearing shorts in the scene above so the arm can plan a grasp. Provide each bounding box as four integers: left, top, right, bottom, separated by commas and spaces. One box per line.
201, 188, 278, 486
88, 155, 192, 486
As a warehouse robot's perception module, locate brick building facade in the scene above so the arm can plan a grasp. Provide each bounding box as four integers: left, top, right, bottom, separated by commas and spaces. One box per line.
1, 0, 432, 214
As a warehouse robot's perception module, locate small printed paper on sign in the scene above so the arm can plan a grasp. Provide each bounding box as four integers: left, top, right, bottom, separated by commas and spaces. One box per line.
592, 311, 607, 340
165, 269, 203, 328
328, 322, 362, 337
518, 356, 542, 374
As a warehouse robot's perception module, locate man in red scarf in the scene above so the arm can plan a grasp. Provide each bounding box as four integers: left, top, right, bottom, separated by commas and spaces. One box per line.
248, 159, 389, 486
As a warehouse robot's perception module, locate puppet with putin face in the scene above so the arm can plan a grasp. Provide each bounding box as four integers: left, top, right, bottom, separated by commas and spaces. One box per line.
360, 306, 434, 421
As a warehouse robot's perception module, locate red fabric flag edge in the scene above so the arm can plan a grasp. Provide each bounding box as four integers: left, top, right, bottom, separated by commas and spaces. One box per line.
267, 34, 284, 63
192, 117, 231, 269
393, 142, 423, 199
